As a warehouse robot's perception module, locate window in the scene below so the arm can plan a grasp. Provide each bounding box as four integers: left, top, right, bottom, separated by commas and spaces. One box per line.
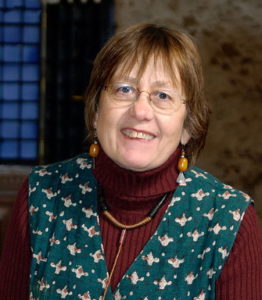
0, 0, 41, 163
0, 0, 114, 164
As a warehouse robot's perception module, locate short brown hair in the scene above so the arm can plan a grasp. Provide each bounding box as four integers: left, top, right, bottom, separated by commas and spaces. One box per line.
84, 23, 210, 164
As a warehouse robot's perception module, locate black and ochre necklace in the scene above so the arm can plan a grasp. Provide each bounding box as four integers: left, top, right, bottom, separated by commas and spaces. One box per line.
98, 185, 170, 299
99, 189, 169, 230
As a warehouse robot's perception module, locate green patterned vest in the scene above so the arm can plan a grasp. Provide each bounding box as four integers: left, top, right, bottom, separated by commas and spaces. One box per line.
28, 154, 251, 300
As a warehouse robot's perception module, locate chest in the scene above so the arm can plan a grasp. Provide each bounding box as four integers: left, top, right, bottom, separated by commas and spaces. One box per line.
28, 162, 249, 299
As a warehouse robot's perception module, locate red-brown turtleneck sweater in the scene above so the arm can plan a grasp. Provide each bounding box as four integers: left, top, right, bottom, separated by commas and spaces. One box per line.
0, 149, 261, 299
94, 147, 181, 290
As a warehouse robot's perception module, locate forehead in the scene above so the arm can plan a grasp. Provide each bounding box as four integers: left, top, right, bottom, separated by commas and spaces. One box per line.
110, 54, 181, 87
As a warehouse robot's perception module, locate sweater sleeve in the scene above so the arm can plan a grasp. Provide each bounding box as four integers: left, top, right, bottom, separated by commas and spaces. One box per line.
215, 204, 262, 300
0, 179, 31, 300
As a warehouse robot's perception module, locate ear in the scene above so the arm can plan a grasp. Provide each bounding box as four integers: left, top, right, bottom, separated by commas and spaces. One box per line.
180, 128, 191, 145
93, 110, 98, 129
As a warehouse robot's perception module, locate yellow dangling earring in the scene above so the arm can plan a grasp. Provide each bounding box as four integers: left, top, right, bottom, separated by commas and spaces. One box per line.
89, 133, 100, 169
89, 140, 99, 158
177, 146, 188, 185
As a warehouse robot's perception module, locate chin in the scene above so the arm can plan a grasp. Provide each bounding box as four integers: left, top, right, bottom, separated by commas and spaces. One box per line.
123, 164, 151, 172
117, 157, 157, 172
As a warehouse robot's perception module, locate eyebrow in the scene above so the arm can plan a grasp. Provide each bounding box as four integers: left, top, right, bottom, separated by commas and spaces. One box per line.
152, 80, 174, 88
119, 76, 137, 84
114, 76, 174, 88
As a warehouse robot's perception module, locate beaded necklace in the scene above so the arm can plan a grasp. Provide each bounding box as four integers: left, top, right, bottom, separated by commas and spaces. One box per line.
98, 186, 170, 299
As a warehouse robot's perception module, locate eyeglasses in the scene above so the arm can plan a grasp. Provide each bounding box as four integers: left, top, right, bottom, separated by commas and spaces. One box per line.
104, 82, 186, 115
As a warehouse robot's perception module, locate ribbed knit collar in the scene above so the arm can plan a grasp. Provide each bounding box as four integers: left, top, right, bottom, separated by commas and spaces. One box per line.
93, 147, 181, 213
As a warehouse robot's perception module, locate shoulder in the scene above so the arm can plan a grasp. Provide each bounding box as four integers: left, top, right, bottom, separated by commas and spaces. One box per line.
31, 153, 92, 177
29, 153, 94, 186
185, 166, 252, 204
28, 154, 96, 204
182, 167, 253, 230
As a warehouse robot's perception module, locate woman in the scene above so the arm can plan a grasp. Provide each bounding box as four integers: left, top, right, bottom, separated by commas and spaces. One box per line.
0, 24, 261, 300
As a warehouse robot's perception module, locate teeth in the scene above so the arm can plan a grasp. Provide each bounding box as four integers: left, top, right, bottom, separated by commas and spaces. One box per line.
123, 129, 154, 140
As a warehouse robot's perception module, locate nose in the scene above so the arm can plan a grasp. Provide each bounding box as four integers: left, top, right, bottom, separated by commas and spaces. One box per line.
129, 91, 154, 121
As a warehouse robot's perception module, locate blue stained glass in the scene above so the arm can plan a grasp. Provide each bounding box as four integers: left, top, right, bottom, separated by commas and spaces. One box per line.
0, 140, 18, 158
0, 0, 24, 9
21, 141, 37, 159
12, 0, 25, 7
23, 26, 40, 43
23, 45, 39, 63
3, 25, 22, 43
3, 10, 21, 23
1, 103, 19, 119
1, 121, 19, 138
3, 45, 22, 62
0, 1, 14, 9
22, 64, 39, 81
21, 121, 37, 138
0, 2, 41, 161
21, 102, 38, 119
22, 46, 39, 63
0, 0, 26, 9
2, 83, 20, 100
22, 83, 39, 100
3, 64, 20, 81
23, 10, 41, 24
25, 0, 41, 9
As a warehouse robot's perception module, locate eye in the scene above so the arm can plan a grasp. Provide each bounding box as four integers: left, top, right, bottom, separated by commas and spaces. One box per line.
119, 86, 131, 93
114, 84, 136, 96
158, 92, 169, 100
153, 91, 172, 102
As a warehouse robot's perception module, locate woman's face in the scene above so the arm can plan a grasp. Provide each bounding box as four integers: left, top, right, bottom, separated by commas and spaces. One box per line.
94, 57, 190, 171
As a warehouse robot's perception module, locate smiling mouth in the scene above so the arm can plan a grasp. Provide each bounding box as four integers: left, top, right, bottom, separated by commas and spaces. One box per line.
122, 129, 155, 140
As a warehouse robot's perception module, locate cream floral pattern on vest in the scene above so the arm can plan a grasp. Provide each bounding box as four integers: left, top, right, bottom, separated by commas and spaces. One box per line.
28, 154, 251, 300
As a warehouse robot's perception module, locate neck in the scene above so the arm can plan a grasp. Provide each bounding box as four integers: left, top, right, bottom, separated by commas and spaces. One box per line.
93, 147, 180, 215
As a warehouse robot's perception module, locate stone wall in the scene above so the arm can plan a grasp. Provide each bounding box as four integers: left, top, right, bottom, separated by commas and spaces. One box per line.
115, 0, 262, 222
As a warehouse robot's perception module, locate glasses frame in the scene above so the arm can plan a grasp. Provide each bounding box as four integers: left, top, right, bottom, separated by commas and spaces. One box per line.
103, 84, 186, 115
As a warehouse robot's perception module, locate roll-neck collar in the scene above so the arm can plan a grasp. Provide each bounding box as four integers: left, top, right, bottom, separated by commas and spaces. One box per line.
93, 146, 181, 202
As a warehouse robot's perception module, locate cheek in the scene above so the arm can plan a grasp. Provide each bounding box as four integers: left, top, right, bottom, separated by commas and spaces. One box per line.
94, 99, 109, 131
96, 113, 106, 135
95, 106, 118, 140
160, 114, 186, 139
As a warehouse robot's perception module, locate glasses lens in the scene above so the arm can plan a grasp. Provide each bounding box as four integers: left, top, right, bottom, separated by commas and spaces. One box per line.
106, 83, 184, 114
150, 90, 182, 114
109, 83, 136, 101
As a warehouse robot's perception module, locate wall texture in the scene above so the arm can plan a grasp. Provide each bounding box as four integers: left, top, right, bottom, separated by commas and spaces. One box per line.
115, 0, 262, 220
